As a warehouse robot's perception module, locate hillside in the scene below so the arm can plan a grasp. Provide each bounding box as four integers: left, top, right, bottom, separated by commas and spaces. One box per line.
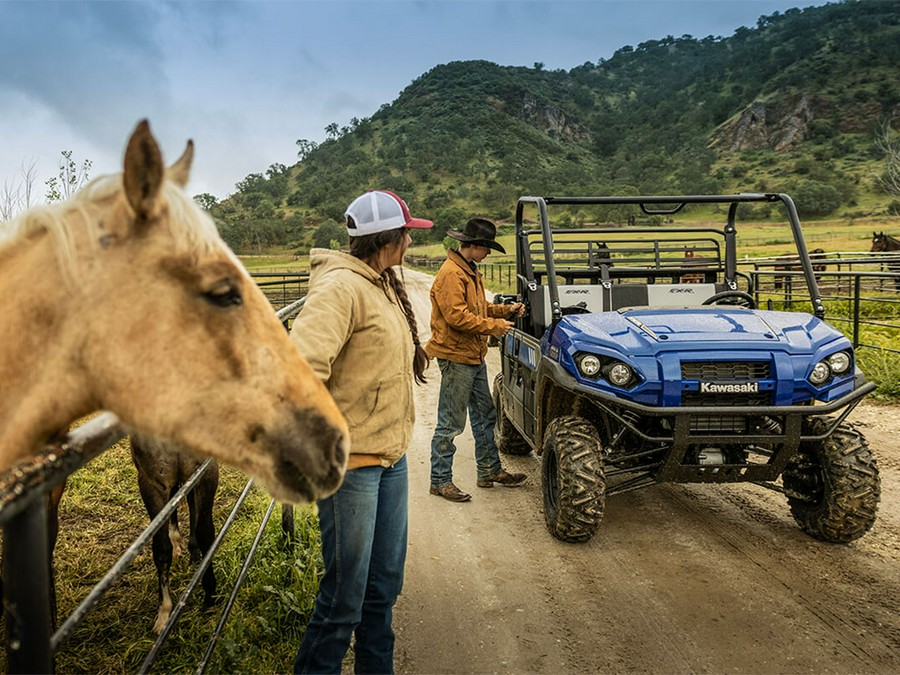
207, 0, 900, 253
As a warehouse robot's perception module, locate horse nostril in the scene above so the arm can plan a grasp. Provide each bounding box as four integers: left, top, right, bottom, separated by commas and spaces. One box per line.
247, 424, 264, 444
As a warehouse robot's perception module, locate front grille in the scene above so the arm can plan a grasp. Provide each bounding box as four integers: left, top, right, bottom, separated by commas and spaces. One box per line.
689, 416, 746, 433
681, 392, 772, 406
682, 391, 772, 433
681, 361, 771, 380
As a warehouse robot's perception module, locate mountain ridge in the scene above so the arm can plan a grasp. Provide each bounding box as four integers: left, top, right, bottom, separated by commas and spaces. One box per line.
208, 0, 900, 252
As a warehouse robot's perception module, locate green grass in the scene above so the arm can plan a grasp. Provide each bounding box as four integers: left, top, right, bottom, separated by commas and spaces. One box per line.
5, 436, 324, 674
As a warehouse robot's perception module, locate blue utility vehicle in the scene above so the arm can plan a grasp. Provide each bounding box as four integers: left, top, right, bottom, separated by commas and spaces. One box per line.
493, 194, 880, 543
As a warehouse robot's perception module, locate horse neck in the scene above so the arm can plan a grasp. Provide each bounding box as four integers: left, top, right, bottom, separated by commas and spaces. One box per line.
0, 231, 95, 469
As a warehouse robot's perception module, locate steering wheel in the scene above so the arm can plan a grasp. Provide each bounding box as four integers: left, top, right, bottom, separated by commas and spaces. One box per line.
701, 290, 756, 309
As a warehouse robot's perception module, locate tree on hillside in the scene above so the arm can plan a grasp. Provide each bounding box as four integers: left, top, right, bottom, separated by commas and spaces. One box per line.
312, 219, 347, 249
194, 193, 218, 211
876, 116, 900, 197
296, 138, 318, 161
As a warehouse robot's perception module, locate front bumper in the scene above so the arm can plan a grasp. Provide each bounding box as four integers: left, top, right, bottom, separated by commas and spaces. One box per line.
539, 359, 874, 483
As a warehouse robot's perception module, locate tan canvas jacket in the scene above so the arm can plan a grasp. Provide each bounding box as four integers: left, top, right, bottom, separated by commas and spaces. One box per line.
425, 249, 511, 365
290, 249, 414, 468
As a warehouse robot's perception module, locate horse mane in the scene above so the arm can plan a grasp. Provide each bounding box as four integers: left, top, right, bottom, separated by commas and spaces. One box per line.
1, 172, 223, 284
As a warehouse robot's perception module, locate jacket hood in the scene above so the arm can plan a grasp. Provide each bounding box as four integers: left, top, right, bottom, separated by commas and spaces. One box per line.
308, 248, 382, 284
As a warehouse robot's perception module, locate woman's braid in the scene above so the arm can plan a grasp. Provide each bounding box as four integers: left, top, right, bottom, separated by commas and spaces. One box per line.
384, 267, 429, 384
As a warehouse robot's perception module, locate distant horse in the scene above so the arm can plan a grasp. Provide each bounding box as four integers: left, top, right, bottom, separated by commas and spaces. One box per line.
679, 247, 715, 284
130, 433, 218, 633
0, 119, 348, 500
589, 241, 612, 268
773, 247, 827, 291
871, 231, 900, 290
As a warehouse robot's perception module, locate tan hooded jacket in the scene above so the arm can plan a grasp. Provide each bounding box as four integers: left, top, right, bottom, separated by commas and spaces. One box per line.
425, 248, 511, 365
290, 249, 415, 469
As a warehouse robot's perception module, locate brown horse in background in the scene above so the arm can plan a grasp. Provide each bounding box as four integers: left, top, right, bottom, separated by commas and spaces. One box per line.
130, 434, 219, 633
871, 231, 900, 253
871, 231, 900, 290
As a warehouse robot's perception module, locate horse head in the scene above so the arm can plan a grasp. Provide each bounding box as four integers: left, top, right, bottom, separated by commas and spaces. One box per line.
872, 231, 886, 252
0, 120, 349, 504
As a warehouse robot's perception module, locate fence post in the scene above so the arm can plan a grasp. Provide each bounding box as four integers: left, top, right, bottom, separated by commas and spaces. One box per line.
3, 499, 53, 674
852, 275, 861, 348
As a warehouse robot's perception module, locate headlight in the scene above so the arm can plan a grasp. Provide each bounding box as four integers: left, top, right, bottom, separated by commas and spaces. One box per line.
827, 351, 851, 375
577, 354, 602, 377
809, 361, 831, 385
607, 362, 634, 387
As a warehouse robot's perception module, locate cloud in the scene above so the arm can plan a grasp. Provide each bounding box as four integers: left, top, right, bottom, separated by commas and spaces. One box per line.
0, 0, 828, 202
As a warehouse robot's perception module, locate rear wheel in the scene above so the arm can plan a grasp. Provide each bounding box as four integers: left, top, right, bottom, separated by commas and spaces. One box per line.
492, 373, 531, 455
541, 416, 605, 543
782, 417, 880, 543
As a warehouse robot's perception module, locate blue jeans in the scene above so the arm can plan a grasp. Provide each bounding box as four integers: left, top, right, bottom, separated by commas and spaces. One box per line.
294, 455, 408, 675
430, 359, 503, 486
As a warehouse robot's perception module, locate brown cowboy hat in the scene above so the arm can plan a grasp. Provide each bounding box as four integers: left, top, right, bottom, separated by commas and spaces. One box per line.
447, 217, 506, 254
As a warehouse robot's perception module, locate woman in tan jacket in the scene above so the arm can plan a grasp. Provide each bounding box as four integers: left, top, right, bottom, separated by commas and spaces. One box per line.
290, 190, 431, 674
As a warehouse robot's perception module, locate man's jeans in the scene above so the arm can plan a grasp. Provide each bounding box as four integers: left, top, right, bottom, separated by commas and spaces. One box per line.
294, 455, 408, 675
430, 359, 503, 486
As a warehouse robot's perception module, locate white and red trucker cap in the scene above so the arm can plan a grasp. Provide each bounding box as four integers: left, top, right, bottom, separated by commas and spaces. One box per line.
344, 190, 433, 237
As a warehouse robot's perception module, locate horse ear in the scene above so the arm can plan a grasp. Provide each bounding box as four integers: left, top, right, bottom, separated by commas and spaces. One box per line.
123, 119, 165, 227
167, 140, 194, 188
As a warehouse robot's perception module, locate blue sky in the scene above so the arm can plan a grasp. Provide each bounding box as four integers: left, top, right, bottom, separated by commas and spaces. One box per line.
1, 0, 826, 202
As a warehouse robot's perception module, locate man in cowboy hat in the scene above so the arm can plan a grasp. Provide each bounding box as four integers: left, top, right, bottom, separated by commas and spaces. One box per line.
425, 217, 526, 502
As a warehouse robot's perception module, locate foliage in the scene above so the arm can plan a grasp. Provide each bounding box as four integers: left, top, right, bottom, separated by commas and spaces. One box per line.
45, 150, 92, 203
194, 192, 218, 210
311, 219, 347, 249
858, 348, 900, 401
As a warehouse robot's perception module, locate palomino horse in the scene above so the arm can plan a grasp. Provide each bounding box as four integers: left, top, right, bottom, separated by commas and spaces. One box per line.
0, 119, 349, 501
130, 433, 218, 633
871, 231, 900, 290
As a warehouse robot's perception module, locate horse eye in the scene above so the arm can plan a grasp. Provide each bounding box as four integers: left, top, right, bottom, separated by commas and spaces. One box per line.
204, 281, 242, 308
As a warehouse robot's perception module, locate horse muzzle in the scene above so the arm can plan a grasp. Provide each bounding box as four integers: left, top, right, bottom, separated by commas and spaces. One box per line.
262, 408, 349, 503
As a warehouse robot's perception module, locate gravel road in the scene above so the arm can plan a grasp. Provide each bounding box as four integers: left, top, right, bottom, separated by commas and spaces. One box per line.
392, 269, 900, 675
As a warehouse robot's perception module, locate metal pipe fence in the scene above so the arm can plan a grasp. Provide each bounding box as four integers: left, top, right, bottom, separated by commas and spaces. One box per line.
746, 254, 900, 354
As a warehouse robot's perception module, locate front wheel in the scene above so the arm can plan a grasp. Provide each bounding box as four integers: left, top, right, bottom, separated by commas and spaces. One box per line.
541, 416, 605, 543
493, 373, 531, 455
782, 418, 880, 543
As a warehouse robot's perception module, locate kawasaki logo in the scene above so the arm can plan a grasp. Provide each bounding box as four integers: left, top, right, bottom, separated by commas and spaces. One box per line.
700, 382, 759, 393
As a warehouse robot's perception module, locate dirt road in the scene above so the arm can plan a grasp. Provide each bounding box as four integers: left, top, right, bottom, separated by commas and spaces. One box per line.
394, 269, 900, 674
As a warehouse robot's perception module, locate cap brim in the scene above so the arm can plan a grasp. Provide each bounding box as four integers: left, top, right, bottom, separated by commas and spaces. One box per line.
404, 217, 433, 229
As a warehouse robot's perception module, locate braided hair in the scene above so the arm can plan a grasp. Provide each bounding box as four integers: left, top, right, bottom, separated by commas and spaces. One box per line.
348, 224, 429, 384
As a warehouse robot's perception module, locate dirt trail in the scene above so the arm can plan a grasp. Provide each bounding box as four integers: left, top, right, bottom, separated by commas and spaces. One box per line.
394, 269, 900, 675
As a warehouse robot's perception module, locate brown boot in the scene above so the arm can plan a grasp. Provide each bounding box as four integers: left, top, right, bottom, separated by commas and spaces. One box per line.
430, 483, 472, 502
477, 469, 527, 488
